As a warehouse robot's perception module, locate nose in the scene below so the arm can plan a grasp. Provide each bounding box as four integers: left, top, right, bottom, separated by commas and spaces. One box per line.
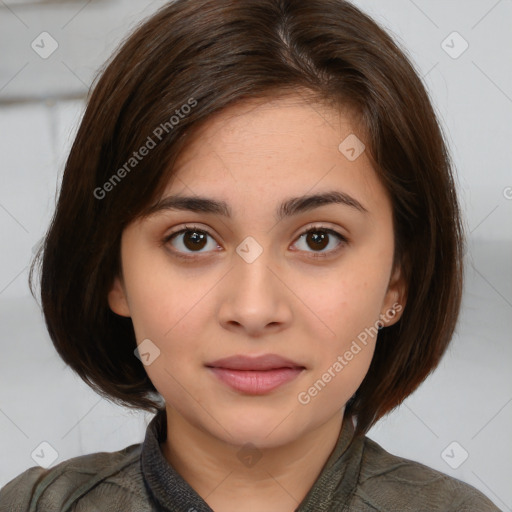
217, 244, 293, 338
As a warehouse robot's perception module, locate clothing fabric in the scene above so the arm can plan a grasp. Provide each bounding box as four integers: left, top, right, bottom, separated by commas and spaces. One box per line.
0, 409, 500, 511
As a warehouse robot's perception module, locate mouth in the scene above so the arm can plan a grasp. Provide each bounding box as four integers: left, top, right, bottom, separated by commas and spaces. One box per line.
205, 354, 306, 395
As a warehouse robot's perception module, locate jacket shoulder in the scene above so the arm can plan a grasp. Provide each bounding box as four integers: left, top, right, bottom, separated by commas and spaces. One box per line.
352, 436, 501, 511
0, 442, 150, 512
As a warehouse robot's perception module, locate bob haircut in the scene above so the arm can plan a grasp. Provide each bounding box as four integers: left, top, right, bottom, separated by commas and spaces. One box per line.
30, 0, 464, 438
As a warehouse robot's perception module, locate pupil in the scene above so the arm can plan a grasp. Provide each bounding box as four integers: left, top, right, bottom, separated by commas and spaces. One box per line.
185, 231, 206, 250
309, 231, 328, 250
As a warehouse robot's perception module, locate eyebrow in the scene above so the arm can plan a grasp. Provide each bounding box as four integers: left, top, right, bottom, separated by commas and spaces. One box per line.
143, 190, 368, 221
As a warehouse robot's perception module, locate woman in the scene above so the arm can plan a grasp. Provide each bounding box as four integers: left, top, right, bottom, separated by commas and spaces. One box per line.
0, 0, 500, 510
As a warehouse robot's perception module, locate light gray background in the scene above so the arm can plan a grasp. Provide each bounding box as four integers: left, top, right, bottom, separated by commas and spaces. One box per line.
0, 0, 511, 509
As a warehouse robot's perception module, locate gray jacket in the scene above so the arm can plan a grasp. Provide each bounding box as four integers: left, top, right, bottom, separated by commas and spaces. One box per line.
0, 409, 500, 511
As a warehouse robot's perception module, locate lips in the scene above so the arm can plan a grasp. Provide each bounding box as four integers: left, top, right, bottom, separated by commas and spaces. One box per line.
206, 354, 304, 371
205, 354, 305, 395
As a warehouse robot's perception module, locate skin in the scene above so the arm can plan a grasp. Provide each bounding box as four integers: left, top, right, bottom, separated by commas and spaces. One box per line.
108, 92, 406, 512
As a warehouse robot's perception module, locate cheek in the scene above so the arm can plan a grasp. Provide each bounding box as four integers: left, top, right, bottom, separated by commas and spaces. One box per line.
123, 255, 220, 380
129, 281, 206, 358
296, 273, 382, 410
296, 245, 391, 404
121, 237, 203, 339
125, 269, 208, 400
304, 258, 390, 344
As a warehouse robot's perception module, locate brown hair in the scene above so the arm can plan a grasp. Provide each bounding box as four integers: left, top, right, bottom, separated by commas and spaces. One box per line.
29, 0, 464, 437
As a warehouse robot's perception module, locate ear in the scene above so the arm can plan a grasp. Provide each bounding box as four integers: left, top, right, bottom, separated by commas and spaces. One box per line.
108, 275, 131, 317
379, 264, 407, 328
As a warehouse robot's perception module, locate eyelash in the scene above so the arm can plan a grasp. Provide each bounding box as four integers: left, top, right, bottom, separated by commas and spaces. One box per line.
162, 224, 349, 262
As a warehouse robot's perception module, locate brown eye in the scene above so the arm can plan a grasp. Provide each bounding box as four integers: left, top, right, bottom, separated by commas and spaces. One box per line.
164, 225, 219, 257
293, 227, 348, 258
305, 231, 329, 251
182, 230, 208, 251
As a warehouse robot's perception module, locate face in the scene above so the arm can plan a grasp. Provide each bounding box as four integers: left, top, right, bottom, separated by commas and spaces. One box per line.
108, 93, 405, 449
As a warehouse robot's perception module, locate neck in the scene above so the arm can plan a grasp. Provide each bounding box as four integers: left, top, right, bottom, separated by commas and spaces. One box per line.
160, 407, 345, 512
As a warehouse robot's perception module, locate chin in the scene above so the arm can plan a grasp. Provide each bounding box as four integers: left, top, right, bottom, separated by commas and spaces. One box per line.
207, 407, 309, 449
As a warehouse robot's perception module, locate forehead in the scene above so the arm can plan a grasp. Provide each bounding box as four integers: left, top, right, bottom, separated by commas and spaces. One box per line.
162, 93, 389, 215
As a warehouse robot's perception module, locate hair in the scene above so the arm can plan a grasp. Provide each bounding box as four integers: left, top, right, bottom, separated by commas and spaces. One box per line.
29, 0, 464, 438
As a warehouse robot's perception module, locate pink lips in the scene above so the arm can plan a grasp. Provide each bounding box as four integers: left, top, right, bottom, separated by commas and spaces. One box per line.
206, 354, 305, 395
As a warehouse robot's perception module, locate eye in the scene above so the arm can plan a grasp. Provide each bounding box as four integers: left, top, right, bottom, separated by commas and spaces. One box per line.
163, 225, 220, 259
292, 226, 348, 258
